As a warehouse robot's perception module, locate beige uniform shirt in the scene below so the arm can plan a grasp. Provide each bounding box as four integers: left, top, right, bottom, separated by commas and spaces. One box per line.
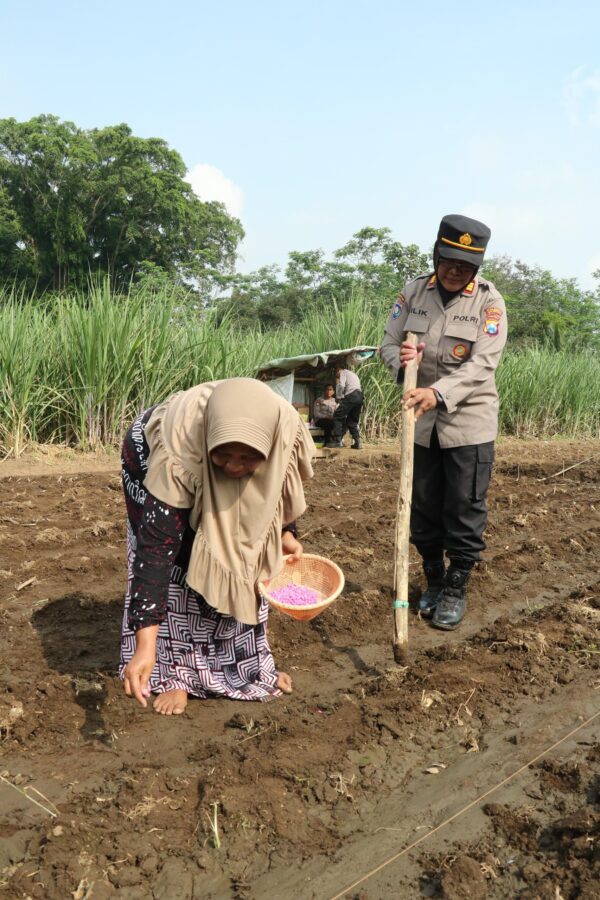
336, 368, 361, 399
313, 396, 337, 419
380, 273, 507, 448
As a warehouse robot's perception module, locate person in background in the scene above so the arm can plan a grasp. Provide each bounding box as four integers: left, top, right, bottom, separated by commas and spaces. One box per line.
313, 383, 337, 443
120, 378, 314, 715
380, 214, 507, 631
325, 365, 363, 449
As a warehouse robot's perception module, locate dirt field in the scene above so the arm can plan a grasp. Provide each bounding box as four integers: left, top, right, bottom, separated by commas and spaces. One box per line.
1, 440, 599, 900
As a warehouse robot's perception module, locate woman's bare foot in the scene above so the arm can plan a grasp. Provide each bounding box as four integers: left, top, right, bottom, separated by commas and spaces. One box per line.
277, 672, 293, 694
153, 689, 188, 715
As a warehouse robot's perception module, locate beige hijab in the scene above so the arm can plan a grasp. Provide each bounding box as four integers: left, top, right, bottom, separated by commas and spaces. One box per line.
143, 378, 315, 624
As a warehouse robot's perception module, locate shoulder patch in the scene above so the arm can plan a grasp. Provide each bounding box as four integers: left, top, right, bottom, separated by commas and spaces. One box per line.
426, 274, 437, 290
485, 307, 503, 320
483, 306, 503, 336
391, 294, 406, 319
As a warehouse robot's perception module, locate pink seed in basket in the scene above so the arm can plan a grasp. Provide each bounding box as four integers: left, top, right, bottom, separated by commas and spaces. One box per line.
270, 584, 320, 606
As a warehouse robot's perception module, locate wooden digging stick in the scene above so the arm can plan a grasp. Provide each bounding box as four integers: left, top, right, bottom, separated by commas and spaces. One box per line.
392, 331, 419, 665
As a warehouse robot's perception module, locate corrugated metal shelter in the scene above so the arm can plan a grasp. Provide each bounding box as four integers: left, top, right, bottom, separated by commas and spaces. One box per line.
257, 346, 377, 450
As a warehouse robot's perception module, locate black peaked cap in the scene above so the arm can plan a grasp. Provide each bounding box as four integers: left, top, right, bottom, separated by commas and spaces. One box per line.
435, 214, 491, 265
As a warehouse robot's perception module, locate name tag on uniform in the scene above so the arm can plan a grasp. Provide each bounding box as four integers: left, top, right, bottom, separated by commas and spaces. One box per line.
452, 314, 479, 325
405, 308, 431, 333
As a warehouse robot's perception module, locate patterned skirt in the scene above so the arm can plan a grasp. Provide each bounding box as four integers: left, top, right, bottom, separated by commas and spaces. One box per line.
119, 409, 281, 702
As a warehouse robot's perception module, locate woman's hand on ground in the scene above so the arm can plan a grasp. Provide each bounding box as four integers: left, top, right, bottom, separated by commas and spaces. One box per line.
402, 387, 438, 419
123, 626, 158, 707
282, 531, 303, 560
400, 340, 425, 368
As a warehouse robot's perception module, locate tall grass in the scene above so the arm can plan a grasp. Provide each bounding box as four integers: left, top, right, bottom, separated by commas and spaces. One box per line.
497, 346, 600, 437
0, 284, 598, 457
0, 289, 51, 455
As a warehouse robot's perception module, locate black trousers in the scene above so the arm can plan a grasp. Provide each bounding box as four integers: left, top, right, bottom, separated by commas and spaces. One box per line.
314, 417, 334, 442
411, 427, 494, 565
331, 390, 363, 443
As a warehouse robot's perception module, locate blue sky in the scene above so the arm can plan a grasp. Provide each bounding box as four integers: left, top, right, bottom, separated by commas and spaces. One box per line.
2, 0, 600, 287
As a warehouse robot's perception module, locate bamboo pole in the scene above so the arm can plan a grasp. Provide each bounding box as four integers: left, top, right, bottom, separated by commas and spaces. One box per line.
392, 332, 419, 665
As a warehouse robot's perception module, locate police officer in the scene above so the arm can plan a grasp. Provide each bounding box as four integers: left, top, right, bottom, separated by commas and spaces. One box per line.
380, 214, 507, 630
325, 365, 363, 449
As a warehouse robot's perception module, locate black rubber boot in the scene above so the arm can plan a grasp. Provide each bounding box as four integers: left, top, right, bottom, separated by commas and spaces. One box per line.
351, 439, 361, 450
418, 561, 446, 618
431, 565, 471, 630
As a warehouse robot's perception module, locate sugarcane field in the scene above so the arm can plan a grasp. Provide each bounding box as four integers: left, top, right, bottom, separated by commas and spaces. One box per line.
3, 7, 600, 897
1, 438, 598, 900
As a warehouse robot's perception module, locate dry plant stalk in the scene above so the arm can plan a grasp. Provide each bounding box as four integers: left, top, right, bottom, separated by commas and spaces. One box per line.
205, 802, 221, 849
124, 795, 172, 819
0, 772, 58, 817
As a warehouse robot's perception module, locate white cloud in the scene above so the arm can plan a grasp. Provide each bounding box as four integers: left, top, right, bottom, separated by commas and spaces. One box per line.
562, 66, 600, 127
186, 163, 244, 218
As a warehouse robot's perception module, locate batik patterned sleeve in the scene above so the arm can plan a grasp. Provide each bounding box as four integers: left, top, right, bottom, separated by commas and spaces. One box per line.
128, 491, 190, 631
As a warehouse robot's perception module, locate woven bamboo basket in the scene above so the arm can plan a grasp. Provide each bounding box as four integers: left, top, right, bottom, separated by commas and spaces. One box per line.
258, 553, 345, 622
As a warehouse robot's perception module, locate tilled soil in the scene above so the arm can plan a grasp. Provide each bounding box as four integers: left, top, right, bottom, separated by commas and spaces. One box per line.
0, 439, 598, 899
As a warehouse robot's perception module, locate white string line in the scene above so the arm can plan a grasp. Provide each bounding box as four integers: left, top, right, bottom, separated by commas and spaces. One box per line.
329, 707, 600, 900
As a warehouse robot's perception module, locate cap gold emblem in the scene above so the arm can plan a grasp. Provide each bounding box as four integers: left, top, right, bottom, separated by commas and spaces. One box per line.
459, 233, 472, 246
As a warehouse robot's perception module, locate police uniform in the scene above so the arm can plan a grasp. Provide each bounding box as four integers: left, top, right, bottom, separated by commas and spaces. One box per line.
380, 214, 507, 629
326, 368, 364, 448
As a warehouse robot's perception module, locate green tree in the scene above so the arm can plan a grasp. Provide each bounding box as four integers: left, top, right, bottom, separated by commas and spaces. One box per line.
0, 185, 27, 280
333, 226, 430, 300
218, 227, 432, 329
483, 256, 600, 349
0, 115, 243, 293
285, 249, 326, 292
